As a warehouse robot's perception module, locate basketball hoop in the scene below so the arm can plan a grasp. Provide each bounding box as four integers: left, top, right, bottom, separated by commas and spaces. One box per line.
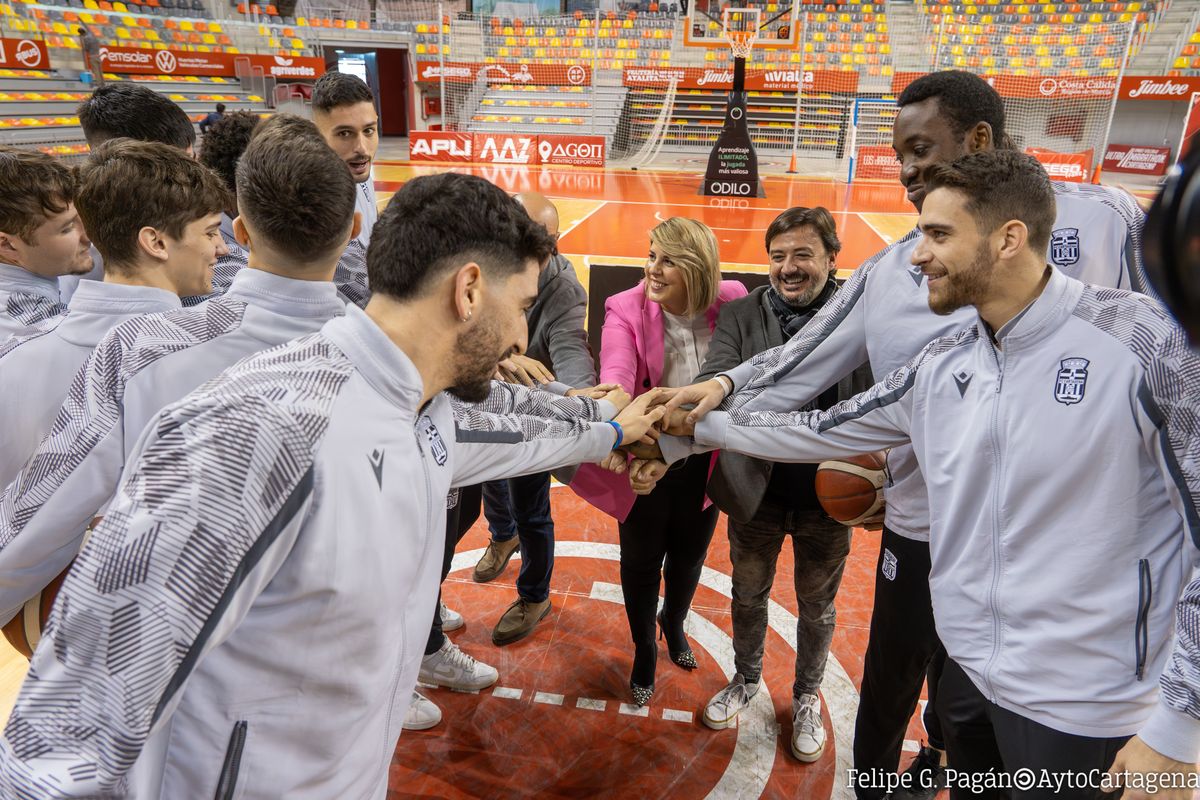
721, 7, 760, 60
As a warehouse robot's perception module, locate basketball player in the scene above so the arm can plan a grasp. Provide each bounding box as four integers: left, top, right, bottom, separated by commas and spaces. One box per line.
312, 71, 379, 247
658, 150, 1200, 800
656, 70, 1147, 799
0, 172, 666, 799
0, 140, 227, 490
0, 148, 92, 340
0, 117, 356, 629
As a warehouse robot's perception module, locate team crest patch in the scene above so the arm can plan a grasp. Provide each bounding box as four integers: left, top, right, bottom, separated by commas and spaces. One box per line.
419, 416, 449, 465
881, 548, 898, 581
1050, 228, 1080, 267
1054, 357, 1089, 405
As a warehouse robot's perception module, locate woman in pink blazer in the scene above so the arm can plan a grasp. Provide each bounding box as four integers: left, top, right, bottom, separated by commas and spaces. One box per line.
574, 217, 746, 706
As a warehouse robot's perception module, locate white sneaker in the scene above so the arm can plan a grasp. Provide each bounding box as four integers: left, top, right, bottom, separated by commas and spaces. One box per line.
419, 639, 499, 691
791, 693, 826, 762
702, 674, 760, 730
440, 603, 464, 632
403, 690, 441, 731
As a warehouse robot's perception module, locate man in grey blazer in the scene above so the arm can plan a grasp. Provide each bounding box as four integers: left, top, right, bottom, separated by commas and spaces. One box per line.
696, 207, 872, 763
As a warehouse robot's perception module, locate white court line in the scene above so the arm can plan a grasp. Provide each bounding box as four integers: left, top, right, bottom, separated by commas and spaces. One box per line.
576, 697, 607, 712
534, 691, 565, 706
664, 709, 694, 724
492, 687, 523, 700
857, 211, 912, 247
903, 739, 921, 753
619, 703, 651, 717
557, 199, 608, 240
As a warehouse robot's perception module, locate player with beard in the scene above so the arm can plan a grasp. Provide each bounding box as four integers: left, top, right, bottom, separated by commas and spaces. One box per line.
0, 148, 93, 340
0, 172, 665, 800
312, 72, 379, 247
651, 70, 1147, 800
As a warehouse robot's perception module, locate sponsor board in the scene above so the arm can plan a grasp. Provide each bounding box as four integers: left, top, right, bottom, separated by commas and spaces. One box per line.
853, 145, 902, 181
408, 131, 474, 162
1119, 75, 1200, 101
98, 46, 323, 78
474, 133, 540, 165
1026, 147, 1091, 182
537, 134, 606, 167
1101, 144, 1172, 176
414, 61, 591, 86
894, 72, 1115, 100
0, 37, 49, 70
623, 66, 857, 93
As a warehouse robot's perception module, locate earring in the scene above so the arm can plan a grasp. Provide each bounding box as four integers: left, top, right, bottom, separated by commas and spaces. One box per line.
461, 310, 472, 322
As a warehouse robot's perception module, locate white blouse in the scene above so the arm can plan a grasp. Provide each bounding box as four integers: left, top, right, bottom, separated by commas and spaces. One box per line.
660, 309, 712, 388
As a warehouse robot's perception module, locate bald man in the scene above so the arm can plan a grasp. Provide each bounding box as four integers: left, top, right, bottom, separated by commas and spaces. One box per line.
473, 192, 597, 646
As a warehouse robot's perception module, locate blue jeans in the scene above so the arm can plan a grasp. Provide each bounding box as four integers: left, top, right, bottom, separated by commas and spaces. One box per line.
482, 472, 554, 603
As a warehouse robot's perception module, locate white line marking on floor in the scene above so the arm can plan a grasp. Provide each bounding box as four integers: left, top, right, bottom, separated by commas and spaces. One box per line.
576, 697, 607, 711
534, 691, 565, 706
663, 709, 694, 724
903, 739, 920, 753
619, 703, 651, 717
492, 687, 523, 700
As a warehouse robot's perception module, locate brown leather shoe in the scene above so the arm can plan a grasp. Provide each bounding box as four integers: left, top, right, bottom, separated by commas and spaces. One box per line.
473, 536, 520, 583
492, 597, 551, 646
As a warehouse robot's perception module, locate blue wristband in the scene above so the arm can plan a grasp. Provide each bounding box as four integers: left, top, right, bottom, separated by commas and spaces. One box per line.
607, 420, 624, 450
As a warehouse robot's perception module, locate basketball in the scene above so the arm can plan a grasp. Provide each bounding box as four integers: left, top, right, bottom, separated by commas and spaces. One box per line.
815, 452, 888, 527
1, 567, 68, 659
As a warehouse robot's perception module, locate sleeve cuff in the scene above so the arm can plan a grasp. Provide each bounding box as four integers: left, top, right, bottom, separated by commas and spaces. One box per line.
544, 381, 570, 396
721, 362, 756, 394
658, 434, 693, 465
596, 399, 617, 421
1138, 701, 1200, 764
694, 411, 730, 449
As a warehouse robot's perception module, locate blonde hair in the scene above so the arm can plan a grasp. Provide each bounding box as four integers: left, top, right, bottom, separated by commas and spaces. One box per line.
647, 217, 721, 318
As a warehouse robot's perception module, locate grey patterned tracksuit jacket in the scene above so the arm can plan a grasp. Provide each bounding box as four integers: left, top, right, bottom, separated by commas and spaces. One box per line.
696, 268, 1200, 763
0, 303, 618, 798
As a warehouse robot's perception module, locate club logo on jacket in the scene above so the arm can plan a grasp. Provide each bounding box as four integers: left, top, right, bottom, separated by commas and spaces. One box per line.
882, 548, 898, 581
1054, 357, 1090, 405
1050, 228, 1080, 267
419, 416, 449, 466
368, 448, 385, 489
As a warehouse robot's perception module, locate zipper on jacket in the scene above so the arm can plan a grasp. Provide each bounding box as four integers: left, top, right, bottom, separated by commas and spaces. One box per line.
213, 720, 247, 800
982, 342, 1005, 699
1135, 559, 1152, 681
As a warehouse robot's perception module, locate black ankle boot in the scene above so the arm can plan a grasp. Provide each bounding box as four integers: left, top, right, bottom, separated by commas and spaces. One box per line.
657, 611, 697, 670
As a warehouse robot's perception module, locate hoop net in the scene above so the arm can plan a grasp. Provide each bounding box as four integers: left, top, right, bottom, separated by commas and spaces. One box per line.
722, 7, 759, 60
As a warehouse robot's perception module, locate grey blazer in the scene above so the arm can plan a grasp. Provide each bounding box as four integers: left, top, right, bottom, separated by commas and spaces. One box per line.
697, 283, 872, 524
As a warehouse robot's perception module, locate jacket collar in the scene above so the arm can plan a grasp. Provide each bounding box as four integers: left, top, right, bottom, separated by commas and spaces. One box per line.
225, 268, 345, 319
977, 267, 1083, 352
0, 262, 60, 301
322, 303, 423, 413
66, 280, 181, 315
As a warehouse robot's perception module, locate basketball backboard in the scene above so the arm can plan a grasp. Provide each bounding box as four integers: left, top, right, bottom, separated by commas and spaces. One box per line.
683, 0, 800, 49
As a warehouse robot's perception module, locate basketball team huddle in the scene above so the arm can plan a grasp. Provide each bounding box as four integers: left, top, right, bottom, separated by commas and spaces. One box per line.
0, 64, 1194, 800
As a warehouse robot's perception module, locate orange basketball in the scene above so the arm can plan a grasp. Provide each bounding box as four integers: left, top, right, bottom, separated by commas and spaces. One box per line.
2, 565, 69, 659
814, 452, 888, 527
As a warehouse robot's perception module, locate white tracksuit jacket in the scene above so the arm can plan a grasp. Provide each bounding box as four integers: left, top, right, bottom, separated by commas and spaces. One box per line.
0, 262, 66, 343
0, 280, 181, 488
692, 269, 1200, 761
663, 182, 1147, 543
0, 303, 619, 799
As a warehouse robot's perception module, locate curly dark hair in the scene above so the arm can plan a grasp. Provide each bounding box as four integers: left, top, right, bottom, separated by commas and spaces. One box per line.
898, 71, 1009, 148
77, 82, 196, 150
198, 110, 260, 199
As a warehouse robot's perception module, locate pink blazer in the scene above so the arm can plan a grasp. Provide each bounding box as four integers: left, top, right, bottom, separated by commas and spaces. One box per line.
571, 279, 749, 522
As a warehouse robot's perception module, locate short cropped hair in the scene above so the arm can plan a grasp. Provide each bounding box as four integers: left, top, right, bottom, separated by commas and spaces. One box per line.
75, 139, 228, 268
235, 115, 356, 264
650, 217, 721, 318
0, 147, 76, 243
312, 72, 375, 114
77, 82, 196, 150
198, 110, 260, 195
367, 172, 556, 301
764, 206, 841, 260
924, 150, 1056, 253
898, 70, 1008, 147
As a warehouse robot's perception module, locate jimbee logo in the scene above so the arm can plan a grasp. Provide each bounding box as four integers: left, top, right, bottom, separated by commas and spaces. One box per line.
1054, 357, 1089, 405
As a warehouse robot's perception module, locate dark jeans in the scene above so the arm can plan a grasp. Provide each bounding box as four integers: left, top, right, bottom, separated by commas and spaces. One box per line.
425, 484, 484, 656
482, 471, 554, 603
728, 503, 850, 699
937, 658, 1129, 800
617, 456, 719, 655
854, 528, 946, 800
